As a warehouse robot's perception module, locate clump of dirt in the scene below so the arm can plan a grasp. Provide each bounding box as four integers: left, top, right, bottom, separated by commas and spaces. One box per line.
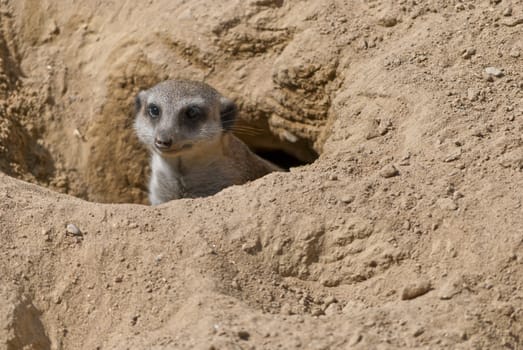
0, 13, 54, 186
1, 287, 51, 350
0, 0, 522, 349
85, 51, 159, 204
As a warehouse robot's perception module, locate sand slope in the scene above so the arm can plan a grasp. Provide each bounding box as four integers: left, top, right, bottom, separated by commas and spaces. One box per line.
0, 0, 522, 349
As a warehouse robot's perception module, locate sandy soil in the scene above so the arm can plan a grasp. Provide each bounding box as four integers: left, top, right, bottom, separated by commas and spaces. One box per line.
0, 0, 522, 349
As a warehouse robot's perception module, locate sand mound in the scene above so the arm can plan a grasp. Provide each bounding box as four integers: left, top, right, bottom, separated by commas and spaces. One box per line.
0, 0, 522, 348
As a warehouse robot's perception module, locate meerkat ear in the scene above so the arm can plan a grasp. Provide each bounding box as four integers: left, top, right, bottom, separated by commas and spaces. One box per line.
134, 91, 146, 114
220, 97, 237, 131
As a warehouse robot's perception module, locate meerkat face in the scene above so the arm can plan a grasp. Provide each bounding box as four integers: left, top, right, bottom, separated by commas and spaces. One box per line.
134, 80, 237, 157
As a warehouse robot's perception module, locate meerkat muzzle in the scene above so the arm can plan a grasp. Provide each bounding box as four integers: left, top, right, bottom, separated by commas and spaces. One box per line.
154, 137, 173, 150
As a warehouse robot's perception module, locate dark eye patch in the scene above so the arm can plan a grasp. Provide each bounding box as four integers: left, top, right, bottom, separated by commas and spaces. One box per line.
148, 104, 160, 118
185, 105, 202, 121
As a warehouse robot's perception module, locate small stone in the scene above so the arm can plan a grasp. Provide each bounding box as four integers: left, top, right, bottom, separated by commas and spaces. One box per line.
379, 164, 399, 178
47, 20, 60, 36
462, 48, 476, 59
311, 307, 324, 316
455, 3, 465, 11
241, 237, 261, 254
281, 303, 293, 315
467, 88, 479, 101
509, 48, 520, 58
238, 330, 250, 340
413, 327, 425, 337
483, 73, 494, 82
401, 280, 432, 300
485, 67, 504, 78
114, 276, 123, 283
130, 315, 139, 326
348, 332, 362, 346
42, 229, 52, 242
324, 295, 337, 307
324, 303, 341, 316
364, 320, 376, 327
437, 198, 458, 211
340, 195, 355, 204
452, 191, 464, 200
231, 279, 241, 290
439, 277, 463, 300
378, 16, 397, 27
444, 149, 461, 162
66, 223, 82, 236
503, 7, 512, 16
329, 174, 338, 181
73, 128, 84, 140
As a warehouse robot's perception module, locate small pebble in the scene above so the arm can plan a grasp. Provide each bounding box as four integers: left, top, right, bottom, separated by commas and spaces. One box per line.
509, 48, 520, 58
379, 164, 399, 178
340, 195, 355, 204
66, 223, 82, 236
413, 327, 425, 337
462, 48, 476, 59
485, 67, 504, 78
439, 278, 462, 300
238, 330, 250, 340
503, 7, 512, 16
231, 279, 240, 290
452, 191, 464, 200
455, 3, 465, 11
348, 332, 362, 346
281, 303, 293, 315
467, 88, 479, 101
437, 198, 458, 211
324, 303, 341, 315
444, 150, 461, 162
378, 16, 397, 27
324, 295, 337, 307
401, 280, 432, 300
311, 307, 324, 316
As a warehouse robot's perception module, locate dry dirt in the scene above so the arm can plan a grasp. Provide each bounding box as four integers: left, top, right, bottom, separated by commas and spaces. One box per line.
0, 0, 522, 349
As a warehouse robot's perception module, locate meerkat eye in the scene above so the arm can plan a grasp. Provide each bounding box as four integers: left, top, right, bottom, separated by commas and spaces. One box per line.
147, 104, 161, 118
185, 106, 202, 120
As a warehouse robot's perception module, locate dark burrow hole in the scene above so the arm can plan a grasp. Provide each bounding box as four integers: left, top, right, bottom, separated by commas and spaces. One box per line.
232, 118, 319, 171
253, 149, 310, 170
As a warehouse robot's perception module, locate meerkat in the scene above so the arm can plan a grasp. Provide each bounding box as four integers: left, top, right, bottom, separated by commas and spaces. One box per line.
134, 80, 280, 205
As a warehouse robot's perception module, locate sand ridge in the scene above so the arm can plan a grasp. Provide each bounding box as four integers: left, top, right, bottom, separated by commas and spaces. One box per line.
0, 0, 522, 348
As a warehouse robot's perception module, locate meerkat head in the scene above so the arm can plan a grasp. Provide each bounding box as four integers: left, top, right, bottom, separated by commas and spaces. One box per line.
134, 80, 237, 157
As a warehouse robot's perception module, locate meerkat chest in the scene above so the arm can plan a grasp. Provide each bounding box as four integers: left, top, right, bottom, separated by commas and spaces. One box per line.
150, 154, 241, 202
179, 160, 240, 198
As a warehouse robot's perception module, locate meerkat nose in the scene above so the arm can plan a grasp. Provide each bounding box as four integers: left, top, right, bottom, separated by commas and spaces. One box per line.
154, 137, 173, 149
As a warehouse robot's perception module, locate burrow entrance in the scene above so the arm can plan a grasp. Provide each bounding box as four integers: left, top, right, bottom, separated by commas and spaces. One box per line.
0, 70, 322, 205
0, 14, 327, 205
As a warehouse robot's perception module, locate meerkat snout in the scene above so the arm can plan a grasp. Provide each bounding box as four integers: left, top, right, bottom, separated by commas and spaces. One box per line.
154, 136, 172, 150
134, 79, 281, 204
